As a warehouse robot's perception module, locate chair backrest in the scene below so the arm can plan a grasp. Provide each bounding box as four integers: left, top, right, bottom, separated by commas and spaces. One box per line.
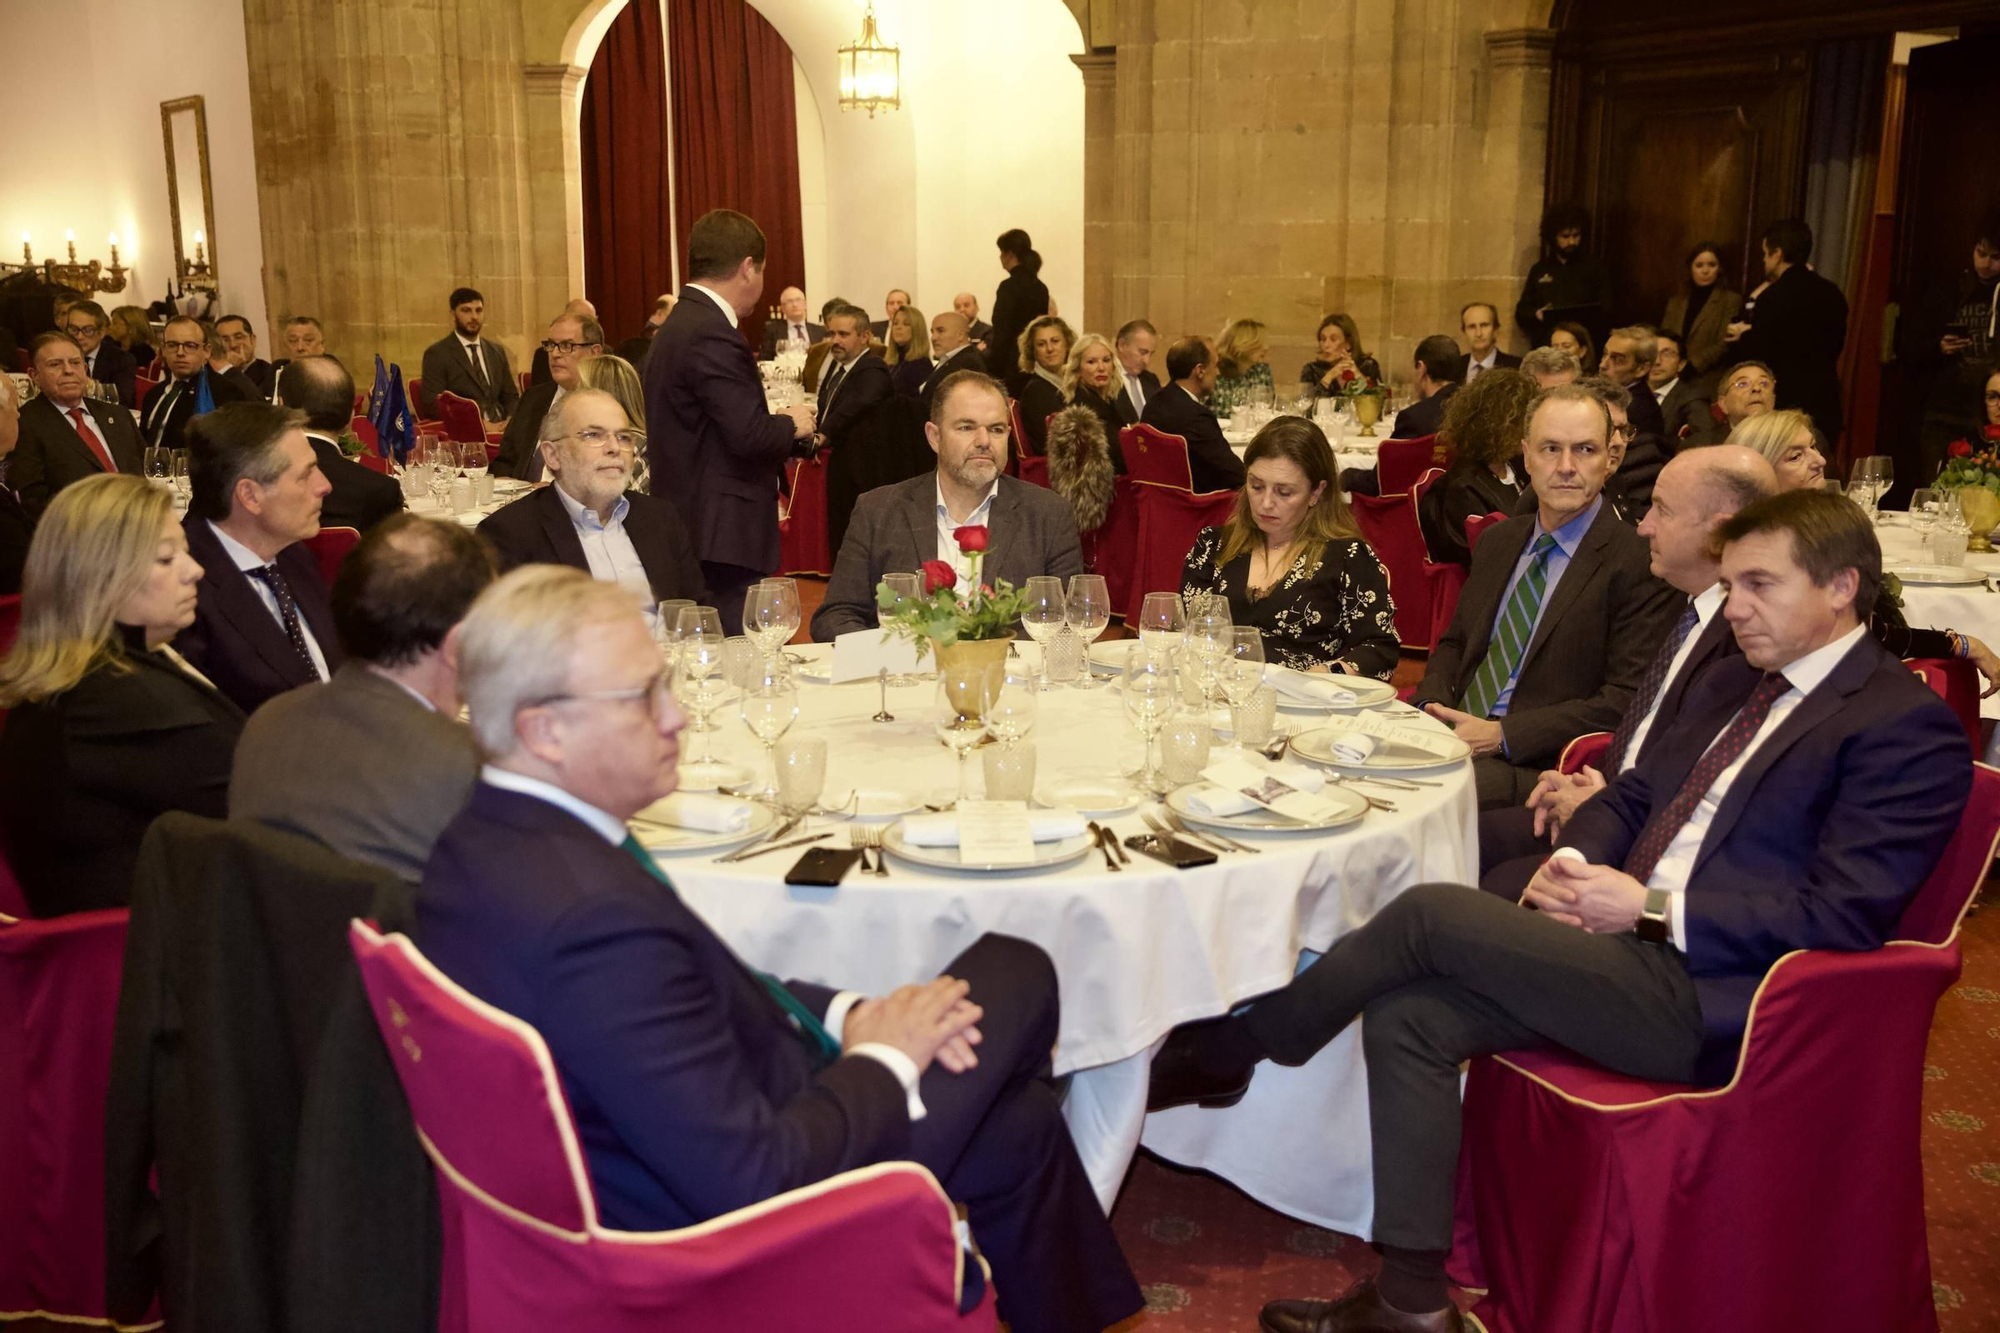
1895, 761, 2000, 946
304, 527, 362, 591
1558, 731, 1614, 775
1410, 467, 1449, 562
1017, 454, 1050, 488
1120, 424, 1196, 491
434, 392, 486, 445
1006, 398, 1026, 475
349, 414, 379, 451
1349, 490, 1435, 648
1376, 433, 1441, 495
407, 377, 426, 415
0, 594, 20, 658
518, 370, 532, 393
1905, 657, 1982, 750
349, 922, 593, 1234
1466, 510, 1508, 552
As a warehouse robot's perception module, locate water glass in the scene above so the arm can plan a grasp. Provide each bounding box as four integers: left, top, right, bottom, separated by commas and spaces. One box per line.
744, 579, 801, 659
652, 599, 695, 663
1909, 487, 1939, 554
1932, 526, 1971, 568
675, 607, 732, 776
1219, 627, 1267, 751
1044, 626, 1085, 684
1160, 708, 1214, 786
775, 736, 827, 819
935, 660, 996, 805
1232, 683, 1279, 750
722, 636, 759, 690
982, 743, 1037, 801
985, 665, 1039, 749
880, 571, 925, 684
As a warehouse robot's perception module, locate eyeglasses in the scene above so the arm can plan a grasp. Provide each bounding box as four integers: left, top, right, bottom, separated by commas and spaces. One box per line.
63, 323, 102, 336
1612, 422, 1637, 440
1727, 377, 1774, 393
1986, 391, 2000, 402
554, 427, 644, 452
162, 340, 206, 354
534, 667, 675, 714
539, 339, 601, 355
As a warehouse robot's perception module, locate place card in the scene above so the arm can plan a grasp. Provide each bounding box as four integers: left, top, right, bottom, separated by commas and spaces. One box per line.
1201, 757, 1343, 823
954, 799, 1037, 866
1316, 710, 1460, 758
829, 627, 924, 684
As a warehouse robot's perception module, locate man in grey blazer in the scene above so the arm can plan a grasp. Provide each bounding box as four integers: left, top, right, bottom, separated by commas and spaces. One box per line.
229, 513, 497, 881
812, 369, 1085, 641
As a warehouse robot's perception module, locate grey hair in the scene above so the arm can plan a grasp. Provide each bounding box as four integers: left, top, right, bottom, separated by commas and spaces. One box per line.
1524, 381, 1613, 443
1576, 374, 1631, 414
1519, 347, 1581, 381
538, 386, 626, 444
1608, 324, 1657, 367
456, 565, 647, 757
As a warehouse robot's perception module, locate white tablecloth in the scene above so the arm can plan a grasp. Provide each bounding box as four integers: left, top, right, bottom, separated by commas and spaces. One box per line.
1878, 517, 2000, 720
655, 666, 1478, 1235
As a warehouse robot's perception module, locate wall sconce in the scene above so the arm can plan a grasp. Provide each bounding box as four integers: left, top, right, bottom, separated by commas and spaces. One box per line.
3, 229, 128, 293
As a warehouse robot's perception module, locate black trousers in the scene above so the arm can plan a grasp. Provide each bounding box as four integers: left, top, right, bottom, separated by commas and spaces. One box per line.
1472, 752, 1541, 810
701, 560, 765, 636
1240, 885, 1705, 1252
908, 935, 1142, 1333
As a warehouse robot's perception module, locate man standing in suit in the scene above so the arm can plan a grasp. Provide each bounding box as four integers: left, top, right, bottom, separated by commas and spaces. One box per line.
1649, 328, 1701, 436
812, 370, 1085, 640
230, 513, 493, 882
1387, 336, 1464, 439
1720, 219, 1849, 445
1141, 336, 1248, 493
276, 355, 404, 532
954, 291, 993, 349
1415, 384, 1679, 809
1600, 325, 1667, 440
812, 304, 893, 452
13, 332, 146, 518
62, 300, 137, 406
1479, 445, 1778, 880
177, 401, 342, 713
1149, 491, 1970, 1333
758, 285, 823, 360
920, 311, 985, 414
1460, 302, 1520, 381
217, 315, 276, 398
492, 311, 604, 481
480, 389, 705, 605
422, 567, 1143, 1330
419, 287, 520, 422
643, 208, 817, 634
139, 316, 258, 455
1114, 318, 1161, 424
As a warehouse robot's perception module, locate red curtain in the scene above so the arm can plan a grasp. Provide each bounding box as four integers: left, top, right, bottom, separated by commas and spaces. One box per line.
667, 0, 805, 346
579, 0, 674, 347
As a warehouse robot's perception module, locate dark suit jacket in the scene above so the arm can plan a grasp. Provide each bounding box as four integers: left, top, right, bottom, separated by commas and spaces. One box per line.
419, 334, 519, 420
1624, 376, 1665, 440
1414, 499, 1679, 768
1115, 368, 1162, 425
1655, 378, 1701, 437
1720, 264, 1849, 441
1390, 382, 1459, 439
1606, 429, 1669, 519
1016, 374, 1066, 454
417, 783, 911, 1229
86, 338, 139, 406
1140, 384, 1247, 493
967, 319, 993, 345
817, 349, 894, 446
1562, 633, 1970, 1083
1675, 399, 1733, 448
759, 317, 826, 360
643, 286, 800, 575
0, 484, 29, 595
138, 366, 258, 455
1466, 350, 1522, 376
13, 392, 147, 518
490, 379, 560, 481
477, 484, 707, 604
1620, 597, 1741, 769
811, 473, 1086, 641
230, 663, 480, 884
920, 344, 990, 416
305, 432, 403, 532
229, 358, 276, 399
989, 263, 1051, 389
0, 627, 244, 916
176, 516, 344, 715
1662, 287, 1744, 375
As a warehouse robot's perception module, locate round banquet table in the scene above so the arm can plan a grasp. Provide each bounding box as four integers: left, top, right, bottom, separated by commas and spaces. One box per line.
1877, 515, 2000, 721
653, 657, 1478, 1236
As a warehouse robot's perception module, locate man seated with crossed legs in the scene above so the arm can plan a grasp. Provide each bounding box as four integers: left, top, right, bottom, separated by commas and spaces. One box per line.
1147, 489, 1971, 1333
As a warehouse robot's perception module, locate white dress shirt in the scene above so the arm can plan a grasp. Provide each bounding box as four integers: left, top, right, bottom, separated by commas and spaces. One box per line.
1466, 349, 1499, 379
1651, 376, 1679, 405
1617, 582, 1726, 774
688, 283, 739, 329
454, 332, 491, 387
206, 521, 332, 680
552, 483, 654, 602
477, 763, 926, 1118
935, 476, 999, 584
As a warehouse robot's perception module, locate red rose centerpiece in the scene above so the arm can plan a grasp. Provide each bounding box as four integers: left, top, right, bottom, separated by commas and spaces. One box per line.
1937, 437, 2000, 551
876, 525, 1028, 716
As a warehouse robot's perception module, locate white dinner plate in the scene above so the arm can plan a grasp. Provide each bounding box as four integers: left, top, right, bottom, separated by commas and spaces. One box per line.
674, 759, 755, 792
1290, 725, 1472, 771
881, 825, 1097, 873
1035, 776, 1139, 817
1886, 563, 1987, 587
629, 802, 776, 854
1089, 641, 1136, 676
1165, 782, 1369, 833
1267, 671, 1401, 711
831, 788, 921, 821
786, 643, 837, 682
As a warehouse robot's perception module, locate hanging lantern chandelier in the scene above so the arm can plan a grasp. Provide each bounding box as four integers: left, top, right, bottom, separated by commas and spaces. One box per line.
838, 2, 900, 118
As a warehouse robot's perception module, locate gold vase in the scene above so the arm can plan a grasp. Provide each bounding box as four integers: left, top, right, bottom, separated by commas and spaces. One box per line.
932, 634, 1013, 720
1353, 392, 1383, 437
1956, 486, 2000, 553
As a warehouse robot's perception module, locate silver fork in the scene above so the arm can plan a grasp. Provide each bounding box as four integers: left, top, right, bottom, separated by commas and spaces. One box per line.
847, 824, 872, 873
1144, 810, 1230, 855
863, 824, 890, 876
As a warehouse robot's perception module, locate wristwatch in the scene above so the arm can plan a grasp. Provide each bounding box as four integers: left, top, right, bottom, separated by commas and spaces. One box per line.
1635, 888, 1671, 945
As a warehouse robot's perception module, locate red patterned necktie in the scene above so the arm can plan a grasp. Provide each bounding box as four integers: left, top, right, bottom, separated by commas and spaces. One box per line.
1603, 600, 1700, 773
1622, 671, 1791, 886
67, 407, 118, 473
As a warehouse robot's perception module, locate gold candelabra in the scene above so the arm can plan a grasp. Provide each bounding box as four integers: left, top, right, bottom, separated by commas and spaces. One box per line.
7, 230, 130, 294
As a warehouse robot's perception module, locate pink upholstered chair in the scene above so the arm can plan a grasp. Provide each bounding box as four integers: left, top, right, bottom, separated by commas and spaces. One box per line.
1451, 762, 2000, 1333
778, 454, 833, 576
348, 922, 997, 1333
1374, 433, 1448, 495
1411, 468, 1469, 650
1906, 656, 1982, 749
1115, 425, 1238, 622
432, 392, 487, 447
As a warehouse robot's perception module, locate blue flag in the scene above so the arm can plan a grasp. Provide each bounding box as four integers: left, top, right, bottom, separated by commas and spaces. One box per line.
366, 356, 415, 464
194, 367, 216, 416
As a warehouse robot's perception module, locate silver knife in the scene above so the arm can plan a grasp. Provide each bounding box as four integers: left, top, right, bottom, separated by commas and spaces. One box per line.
1086, 821, 1122, 871
725, 812, 801, 861
717, 832, 828, 863
1167, 809, 1260, 855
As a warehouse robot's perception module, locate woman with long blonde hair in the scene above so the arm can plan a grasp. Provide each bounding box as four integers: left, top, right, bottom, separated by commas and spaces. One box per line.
883, 305, 933, 398
1211, 318, 1274, 413
1015, 314, 1076, 456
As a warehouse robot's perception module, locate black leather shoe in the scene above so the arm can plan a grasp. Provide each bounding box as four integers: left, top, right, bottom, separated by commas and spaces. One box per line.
1145, 1022, 1255, 1112
1259, 1283, 1464, 1333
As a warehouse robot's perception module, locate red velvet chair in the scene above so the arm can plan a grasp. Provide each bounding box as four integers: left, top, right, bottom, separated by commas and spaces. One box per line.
1116, 426, 1238, 622
1088, 476, 1143, 615
1411, 469, 1469, 651
348, 414, 379, 454
433, 392, 487, 447
1451, 762, 2000, 1333
1349, 489, 1437, 650
1465, 511, 1507, 552
0, 909, 146, 1327
0, 594, 20, 658
303, 527, 362, 592
1374, 433, 1448, 495
1555, 730, 1613, 775
778, 454, 833, 576
407, 377, 425, 414
1906, 656, 1982, 749
1017, 455, 1050, 488
347, 922, 997, 1333
1006, 399, 1027, 477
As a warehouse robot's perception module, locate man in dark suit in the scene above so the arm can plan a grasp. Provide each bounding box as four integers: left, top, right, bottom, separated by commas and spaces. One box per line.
62, 300, 137, 406
277, 355, 404, 532
812, 304, 893, 451
1479, 444, 1778, 881
1148, 490, 1971, 1333
177, 401, 344, 714
231, 513, 492, 883
1720, 219, 1849, 444
1649, 327, 1701, 437
1113, 318, 1161, 424
217, 315, 276, 398
491, 312, 605, 482
1415, 384, 1680, 809
614, 293, 674, 369
421, 566, 1143, 1332
480, 388, 705, 605
642, 209, 817, 634
13, 331, 146, 518
1460, 301, 1520, 381
1141, 335, 1248, 493
419, 287, 520, 421
920, 311, 987, 415
139, 315, 259, 455
1676, 361, 1775, 449
0, 371, 29, 594
954, 292, 993, 349
1600, 324, 1667, 439
527, 298, 596, 387
813, 370, 1085, 640
1388, 335, 1464, 439
758, 285, 824, 360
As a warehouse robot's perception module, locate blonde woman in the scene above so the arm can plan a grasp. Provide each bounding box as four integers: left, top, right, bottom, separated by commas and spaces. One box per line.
884, 304, 933, 397
1212, 318, 1274, 413
1179, 416, 1398, 676
577, 355, 649, 490
109, 304, 159, 371
1058, 332, 1125, 468
0, 474, 243, 915
1725, 408, 1824, 490
1015, 314, 1076, 456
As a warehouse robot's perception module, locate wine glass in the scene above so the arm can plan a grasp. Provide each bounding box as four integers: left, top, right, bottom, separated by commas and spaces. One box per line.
1137, 592, 1187, 657
1218, 627, 1267, 752
1065, 574, 1111, 688
652, 598, 695, 665
1184, 594, 1234, 705
170, 449, 191, 497
1121, 646, 1177, 795
739, 657, 799, 803
1909, 487, 1939, 553
880, 571, 924, 686
1019, 576, 1067, 691
984, 663, 1038, 751
743, 581, 796, 661
143, 445, 171, 482
935, 657, 996, 807
763, 577, 804, 654
675, 607, 733, 784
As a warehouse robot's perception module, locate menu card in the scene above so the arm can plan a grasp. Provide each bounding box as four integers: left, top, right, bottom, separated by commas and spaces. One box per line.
1313, 710, 1460, 758
830, 628, 924, 684
954, 799, 1037, 865
1201, 757, 1344, 823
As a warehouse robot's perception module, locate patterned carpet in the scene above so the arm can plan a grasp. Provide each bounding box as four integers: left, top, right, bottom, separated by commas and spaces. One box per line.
1108, 893, 2000, 1331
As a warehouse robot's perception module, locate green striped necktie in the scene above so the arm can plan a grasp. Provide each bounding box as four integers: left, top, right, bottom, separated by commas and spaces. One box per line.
1462, 533, 1559, 720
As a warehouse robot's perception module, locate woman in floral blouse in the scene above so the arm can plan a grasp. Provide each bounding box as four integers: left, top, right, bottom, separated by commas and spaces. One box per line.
1180, 416, 1399, 678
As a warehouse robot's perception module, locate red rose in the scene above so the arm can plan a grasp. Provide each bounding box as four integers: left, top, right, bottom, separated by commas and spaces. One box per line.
1950, 439, 1974, 458
954, 525, 990, 553
921, 560, 957, 595
1984, 425, 2000, 443
1337, 368, 1356, 384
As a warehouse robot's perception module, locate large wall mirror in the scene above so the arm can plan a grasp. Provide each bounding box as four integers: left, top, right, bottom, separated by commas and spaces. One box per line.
161, 95, 217, 291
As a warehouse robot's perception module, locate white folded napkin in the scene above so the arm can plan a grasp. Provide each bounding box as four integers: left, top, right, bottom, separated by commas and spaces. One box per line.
1268, 667, 1358, 707
898, 810, 1086, 847
634, 793, 753, 833
1185, 786, 1259, 817
1326, 732, 1377, 764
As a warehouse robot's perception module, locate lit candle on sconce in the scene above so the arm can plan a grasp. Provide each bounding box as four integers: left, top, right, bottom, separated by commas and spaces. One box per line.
19, 231, 30, 264
108, 233, 121, 266
64, 228, 77, 262
193, 228, 207, 266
